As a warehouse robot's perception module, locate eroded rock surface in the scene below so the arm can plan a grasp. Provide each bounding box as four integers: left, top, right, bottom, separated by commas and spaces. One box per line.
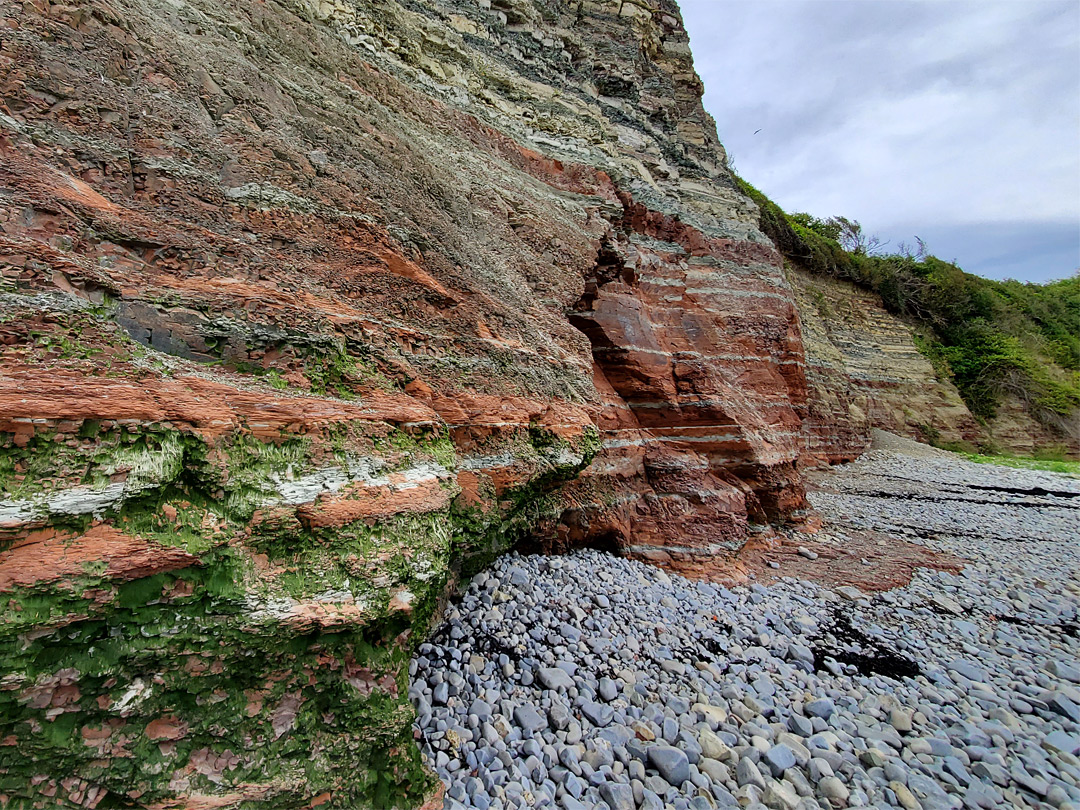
790, 267, 1077, 461
4, 0, 1057, 804
0, 0, 815, 804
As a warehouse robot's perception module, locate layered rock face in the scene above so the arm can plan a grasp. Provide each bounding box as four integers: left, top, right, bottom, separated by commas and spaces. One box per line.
790, 268, 981, 463
0, 0, 809, 805
790, 267, 1077, 461
983, 394, 1080, 459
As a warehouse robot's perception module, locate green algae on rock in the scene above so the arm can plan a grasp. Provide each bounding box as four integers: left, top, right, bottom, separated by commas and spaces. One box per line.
0, 290, 598, 807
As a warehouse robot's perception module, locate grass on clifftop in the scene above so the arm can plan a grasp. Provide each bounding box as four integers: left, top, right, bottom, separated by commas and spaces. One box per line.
736, 177, 1080, 437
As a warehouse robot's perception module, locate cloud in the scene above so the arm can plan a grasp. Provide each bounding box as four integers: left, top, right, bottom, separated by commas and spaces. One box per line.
679, 0, 1080, 282
890, 220, 1079, 284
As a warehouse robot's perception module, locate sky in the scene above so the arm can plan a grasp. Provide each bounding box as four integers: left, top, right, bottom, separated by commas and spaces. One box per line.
678, 0, 1080, 283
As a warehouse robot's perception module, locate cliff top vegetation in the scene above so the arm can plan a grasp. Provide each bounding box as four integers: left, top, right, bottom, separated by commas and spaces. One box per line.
737, 178, 1080, 440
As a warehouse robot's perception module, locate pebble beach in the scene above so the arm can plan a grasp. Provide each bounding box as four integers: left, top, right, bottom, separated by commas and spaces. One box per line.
411, 442, 1080, 810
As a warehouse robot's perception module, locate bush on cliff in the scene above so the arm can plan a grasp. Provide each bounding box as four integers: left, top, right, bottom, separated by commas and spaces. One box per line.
737, 178, 1080, 429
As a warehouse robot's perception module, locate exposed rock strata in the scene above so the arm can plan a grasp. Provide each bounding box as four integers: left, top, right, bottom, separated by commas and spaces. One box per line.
2, 0, 1050, 804
0, 0, 811, 804
789, 267, 980, 462
790, 266, 1076, 461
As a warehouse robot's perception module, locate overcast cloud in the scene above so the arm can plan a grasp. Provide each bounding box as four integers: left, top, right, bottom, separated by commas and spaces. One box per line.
679, 0, 1080, 283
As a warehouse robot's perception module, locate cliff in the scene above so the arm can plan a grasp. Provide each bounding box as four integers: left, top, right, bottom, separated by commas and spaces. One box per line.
790, 267, 981, 462
0, 0, 1064, 806
0, 0, 813, 805
791, 267, 1078, 462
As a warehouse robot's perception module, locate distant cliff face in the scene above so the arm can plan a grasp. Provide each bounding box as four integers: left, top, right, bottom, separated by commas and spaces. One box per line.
790, 268, 982, 462
790, 267, 1078, 461
0, 0, 813, 804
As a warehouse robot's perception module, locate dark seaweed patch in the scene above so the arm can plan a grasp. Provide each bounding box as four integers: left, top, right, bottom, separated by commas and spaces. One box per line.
811, 608, 921, 680
428, 622, 523, 665
997, 615, 1080, 639
470, 629, 523, 664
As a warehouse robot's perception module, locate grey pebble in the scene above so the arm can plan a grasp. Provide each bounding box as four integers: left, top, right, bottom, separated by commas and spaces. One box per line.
648, 745, 690, 787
